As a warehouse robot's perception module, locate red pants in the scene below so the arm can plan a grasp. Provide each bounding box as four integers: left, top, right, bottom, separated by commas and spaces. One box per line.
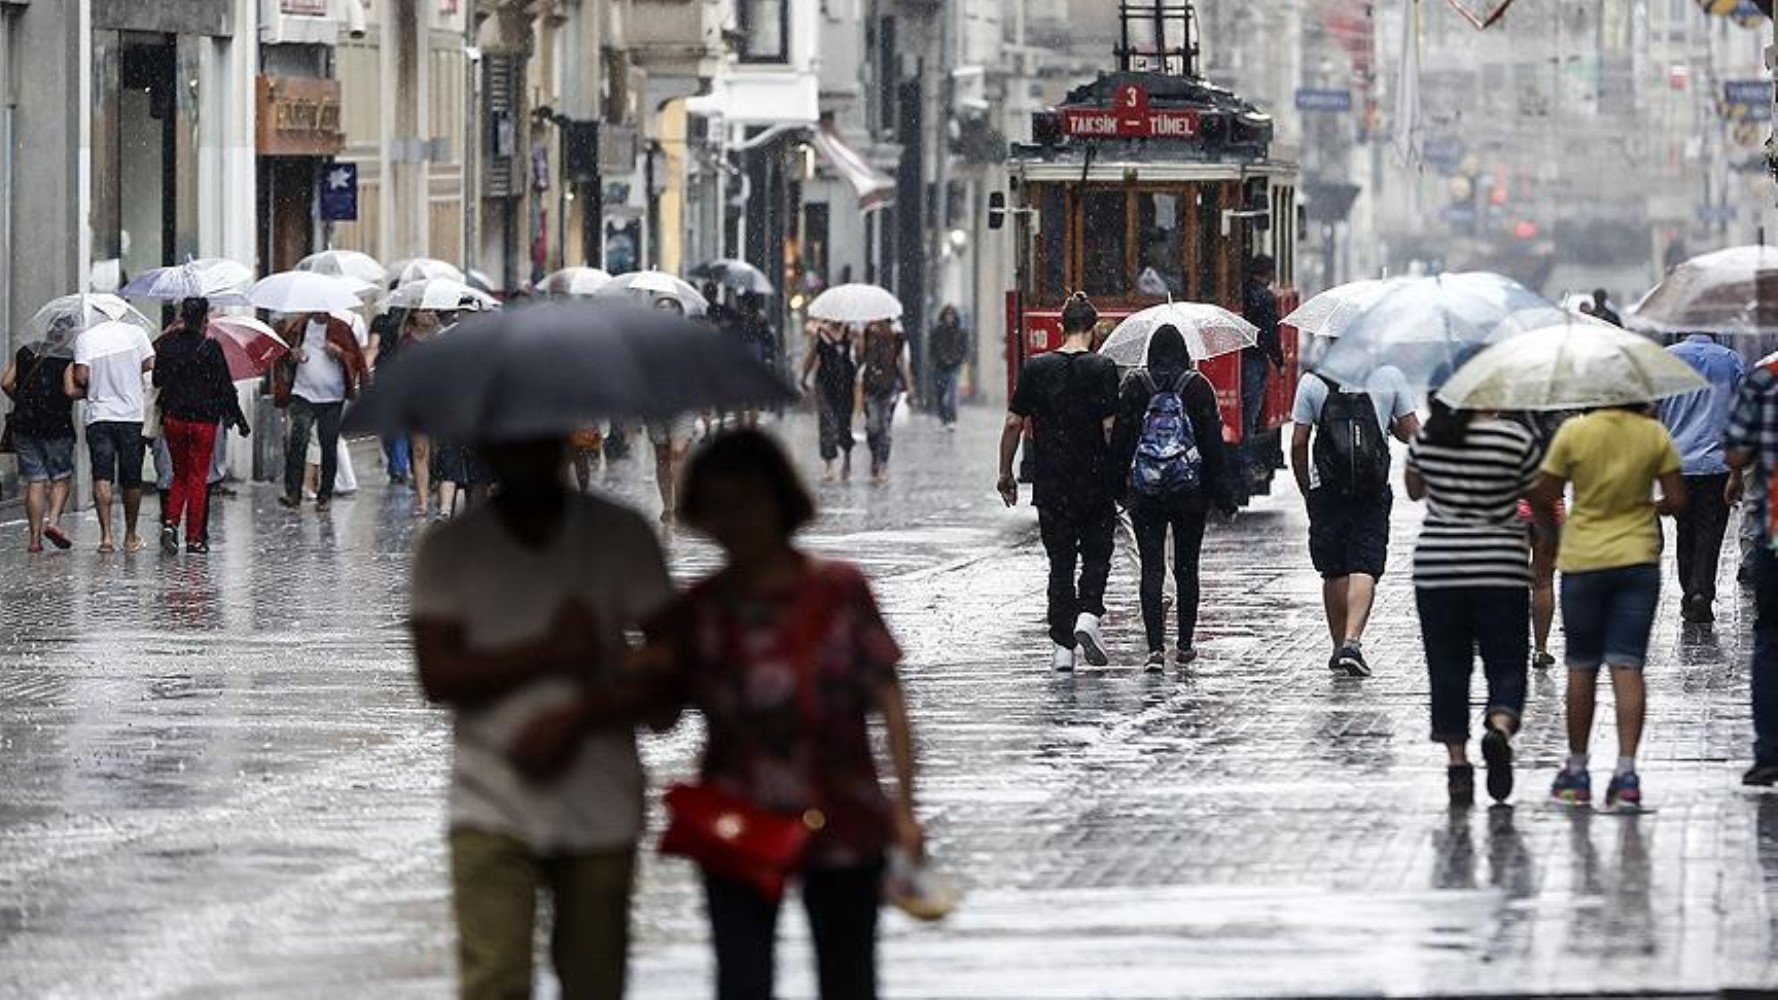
163, 416, 219, 543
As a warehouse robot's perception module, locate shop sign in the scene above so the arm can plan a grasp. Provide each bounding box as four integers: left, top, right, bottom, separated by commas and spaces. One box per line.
281, 0, 329, 14
256, 75, 344, 157
1294, 88, 1353, 113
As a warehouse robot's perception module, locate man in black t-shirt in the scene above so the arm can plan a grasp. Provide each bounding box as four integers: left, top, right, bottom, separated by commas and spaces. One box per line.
998, 294, 1121, 670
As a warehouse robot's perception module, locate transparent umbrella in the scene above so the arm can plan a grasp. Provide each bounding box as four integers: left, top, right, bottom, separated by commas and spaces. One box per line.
26, 294, 156, 358
688, 258, 776, 295
387, 277, 498, 312
1436, 314, 1706, 411
594, 271, 709, 315
387, 258, 465, 288
1280, 279, 1394, 339
296, 249, 387, 286
121, 261, 251, 304
541, 267, 613, 297
1628, 245, 1778, 337
807, 283, 902, 324
1096, 303, 1258, 367
1309, 272, 1562, 389
249, 272, 369, 315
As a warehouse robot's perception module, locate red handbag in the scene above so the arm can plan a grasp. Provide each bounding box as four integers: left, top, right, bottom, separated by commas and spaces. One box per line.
659, 565, 836, 902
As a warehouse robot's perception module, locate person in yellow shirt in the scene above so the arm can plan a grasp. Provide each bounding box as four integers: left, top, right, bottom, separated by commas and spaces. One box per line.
1531, 405, 1686, 812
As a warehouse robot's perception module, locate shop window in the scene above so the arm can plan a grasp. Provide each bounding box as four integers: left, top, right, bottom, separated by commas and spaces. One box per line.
739, 0, 789, 63
1035, 184, 1065, 300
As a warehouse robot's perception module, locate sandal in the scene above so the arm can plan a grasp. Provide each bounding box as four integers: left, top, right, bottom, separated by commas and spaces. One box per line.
97, 542, 116, 554
124, 537, 146, 553
26, 542, 43, 554
43, 525, 71, 550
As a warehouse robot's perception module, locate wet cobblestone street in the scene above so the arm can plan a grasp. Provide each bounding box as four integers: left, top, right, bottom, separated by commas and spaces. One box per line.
2, 408, 1776, 998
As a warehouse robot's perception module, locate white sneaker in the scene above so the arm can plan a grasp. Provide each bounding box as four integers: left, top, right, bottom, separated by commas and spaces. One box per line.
1051, 643, 1076, 671
1074, 613, 1108, 666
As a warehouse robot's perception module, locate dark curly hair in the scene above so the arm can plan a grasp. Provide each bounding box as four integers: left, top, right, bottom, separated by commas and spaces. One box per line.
679, 429, 816, 534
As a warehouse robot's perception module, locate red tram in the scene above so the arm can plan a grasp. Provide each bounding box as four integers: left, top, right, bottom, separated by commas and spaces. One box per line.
993, 2, 1301, 496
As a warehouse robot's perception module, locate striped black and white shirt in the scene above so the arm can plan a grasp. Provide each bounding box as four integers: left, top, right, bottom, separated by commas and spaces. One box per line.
1406, 418, 1544, 589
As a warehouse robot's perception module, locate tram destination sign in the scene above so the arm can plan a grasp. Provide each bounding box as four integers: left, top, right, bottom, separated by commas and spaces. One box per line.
1060, 83, 1201, 139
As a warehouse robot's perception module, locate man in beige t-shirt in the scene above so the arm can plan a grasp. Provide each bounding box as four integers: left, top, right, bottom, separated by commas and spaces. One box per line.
411, 436, 672, 1000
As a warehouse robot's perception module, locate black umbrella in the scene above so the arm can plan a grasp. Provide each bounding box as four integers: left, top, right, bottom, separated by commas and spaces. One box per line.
343, 301, 794, 442
687, 258, 775, 296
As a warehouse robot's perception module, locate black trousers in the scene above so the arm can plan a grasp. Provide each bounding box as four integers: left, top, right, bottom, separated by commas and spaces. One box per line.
1131, 496, 1209, 651
1038, 502, 1115, 648
705, 861, 883, 1000
1415, 586, 1529, 743
1676, 472, 1732, 603
284, 396, 343, 501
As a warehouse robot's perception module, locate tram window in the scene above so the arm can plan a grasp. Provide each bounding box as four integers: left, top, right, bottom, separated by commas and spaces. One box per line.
1081, 190, 1128, 298
1195, 185, 1222, 302
1036, 184, 1065, 299
1135, 191, 1185, 298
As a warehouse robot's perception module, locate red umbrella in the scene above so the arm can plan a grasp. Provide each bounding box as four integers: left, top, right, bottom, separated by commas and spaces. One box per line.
206, 315, 289, 380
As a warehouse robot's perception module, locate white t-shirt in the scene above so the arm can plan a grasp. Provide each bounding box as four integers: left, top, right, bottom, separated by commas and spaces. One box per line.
1292, 365, 1417, 490
291, 319, 347, 404
410, 494, 673, 852
74, 323, 155, 425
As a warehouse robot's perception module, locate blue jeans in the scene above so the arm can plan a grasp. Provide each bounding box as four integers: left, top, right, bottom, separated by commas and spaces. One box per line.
863, 391, 898, 470
15, 435, 75, 482
1560, 564, 1660, 670
1753, 547, 1778, 765
1416, 586, 1529, 742
935, 367, 962, 425
383, 434, 411, 481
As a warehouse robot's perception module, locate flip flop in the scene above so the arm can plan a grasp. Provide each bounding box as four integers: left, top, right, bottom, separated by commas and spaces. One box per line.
43, 526, 72, 550
97, 542, 115, 554
124, 538, 146, 553
27, 542, 43, 554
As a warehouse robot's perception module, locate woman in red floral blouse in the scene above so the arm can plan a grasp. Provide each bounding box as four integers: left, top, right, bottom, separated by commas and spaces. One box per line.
651, 429, 924, 1000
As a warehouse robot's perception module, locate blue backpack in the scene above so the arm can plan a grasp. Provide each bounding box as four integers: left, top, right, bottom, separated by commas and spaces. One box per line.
1129, 369, 1203, 498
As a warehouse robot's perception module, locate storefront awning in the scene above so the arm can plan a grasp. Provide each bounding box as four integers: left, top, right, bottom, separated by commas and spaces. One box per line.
811, 128, 896, 213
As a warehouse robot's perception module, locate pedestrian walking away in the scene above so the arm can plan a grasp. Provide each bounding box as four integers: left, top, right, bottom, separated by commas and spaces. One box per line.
643, 430, 925, 1000
999, 292, 1122, 670
273, 310, 367, 512
67, 318, 157, 553
399, 309, 445, 516
860, 320, 914, 485
151, 298, 250, 553
1406, 399, 1548, 806
1517, 412, 1571, 671
371, 306, 412, 485
1659, 333, 1747, 623
1109, 323, 1237, 669
930, 305, 970, 430
1726, 358, 1778, 788
1533, 405, 1686, 811
409, 436, 674, 1000
1290, 350, 1420, 677
1240, 255, 1286, 493
2, 328, 77, 553
801, 320, 857, 482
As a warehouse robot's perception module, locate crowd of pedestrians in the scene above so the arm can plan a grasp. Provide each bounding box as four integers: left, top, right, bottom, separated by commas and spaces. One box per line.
997, 288, 1778, 819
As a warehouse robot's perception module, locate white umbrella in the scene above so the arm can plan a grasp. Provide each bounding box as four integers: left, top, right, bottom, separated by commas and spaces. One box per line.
387, 258, 466, 288
465, 269, 497, 294
594, 270, 708, 315
1628, 244, 1778, 337
1097, 303, 1258, 367
121, 261, 251, 304
296, 249, 388, 286
807, 283, 902, 324
249, 271, 367, 315
541, 267, 614, 297
1436, 314, 1707, 412
27, 293, 156, 357
387, 277, 498, 312
73, 320, 155, 363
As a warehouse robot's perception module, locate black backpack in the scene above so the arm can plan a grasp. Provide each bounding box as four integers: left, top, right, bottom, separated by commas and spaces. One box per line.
1311, 373, 1390, 496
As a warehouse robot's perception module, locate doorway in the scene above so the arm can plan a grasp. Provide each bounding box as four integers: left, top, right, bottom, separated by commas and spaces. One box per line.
258, 158, 318, 273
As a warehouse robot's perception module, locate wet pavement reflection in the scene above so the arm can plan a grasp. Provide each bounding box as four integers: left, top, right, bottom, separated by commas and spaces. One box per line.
1, 410, 1776, 996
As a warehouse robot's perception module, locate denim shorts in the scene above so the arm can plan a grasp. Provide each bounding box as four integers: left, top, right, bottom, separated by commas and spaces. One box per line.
15, 435, 75, 482
1560, 563, 1660, 671
87, 420, 146, 489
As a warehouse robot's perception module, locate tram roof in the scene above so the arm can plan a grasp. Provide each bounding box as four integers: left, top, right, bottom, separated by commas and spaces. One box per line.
1012, 69, 1282, 169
